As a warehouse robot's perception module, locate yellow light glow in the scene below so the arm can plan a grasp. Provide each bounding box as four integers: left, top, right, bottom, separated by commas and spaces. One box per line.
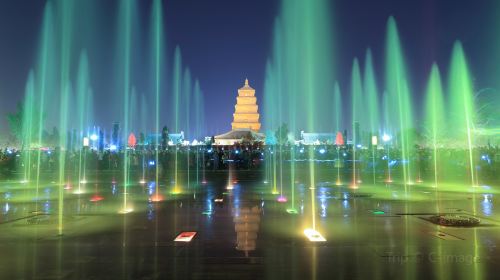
118, 208, 133, 214
304, 228, 326, 242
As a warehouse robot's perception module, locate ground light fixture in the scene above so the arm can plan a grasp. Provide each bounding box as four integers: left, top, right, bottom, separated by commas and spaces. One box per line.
174, 231, 197, 242
304, 228, 326, 242
118, 208, 133, 214
277, 196, 287, 203
90, 195, 104, 202
171, 187, 182, 194
286, 208, 298, 214
150, 194, 164, 202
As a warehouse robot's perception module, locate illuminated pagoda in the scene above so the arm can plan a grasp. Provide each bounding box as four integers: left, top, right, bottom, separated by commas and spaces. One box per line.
214, 79, 264, 145
232, 78, 261, 131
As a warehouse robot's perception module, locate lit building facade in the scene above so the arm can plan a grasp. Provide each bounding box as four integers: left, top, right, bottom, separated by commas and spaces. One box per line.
214, 79, 264, 145
231, 79, 261, 131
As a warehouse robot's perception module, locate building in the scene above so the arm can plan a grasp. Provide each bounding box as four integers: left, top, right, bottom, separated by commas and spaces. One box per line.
300, 131, 337, 145
214, 79, 264, 145
232, 78, 261, 131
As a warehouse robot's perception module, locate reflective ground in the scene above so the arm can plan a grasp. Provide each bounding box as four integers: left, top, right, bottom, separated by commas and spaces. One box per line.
0, 168, 499, 279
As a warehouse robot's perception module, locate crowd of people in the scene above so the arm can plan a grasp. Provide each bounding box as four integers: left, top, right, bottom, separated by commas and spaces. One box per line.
0, 144, 498, 182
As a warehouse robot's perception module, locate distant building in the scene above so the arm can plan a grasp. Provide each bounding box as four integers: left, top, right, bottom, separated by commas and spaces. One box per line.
215, 79, 264, 145
146, 131, 184, 145
214, 129, 264, 146
300, 131, 337, 145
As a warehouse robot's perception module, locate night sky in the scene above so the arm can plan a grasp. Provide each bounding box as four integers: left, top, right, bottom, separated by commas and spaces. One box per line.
0, 0, 497, 138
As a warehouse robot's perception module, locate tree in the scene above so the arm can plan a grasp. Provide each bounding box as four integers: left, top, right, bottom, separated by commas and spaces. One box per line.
275, 123, 289, 146
6, 102, 24, 145
161, 126, 169, 150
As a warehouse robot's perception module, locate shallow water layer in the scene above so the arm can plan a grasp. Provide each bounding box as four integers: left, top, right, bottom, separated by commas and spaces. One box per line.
0, 169, 498, 279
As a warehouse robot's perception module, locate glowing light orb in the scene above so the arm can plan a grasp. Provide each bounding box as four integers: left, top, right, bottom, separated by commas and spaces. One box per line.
63, 184, 72, 190
214, 198, 223, 203
202, 180, 207, 184
73, 190, 85, 195
20, 180, 28, 184
263, 180, 268, 184
80, 179, 87, 184
118, 208, 133, 214
286, 208, 298, 214
304, 228, 326, 242
150, 194, 164, 202
271, 190, 280, 195
171, 188, 182, 195
139, 179, 147, 184
277, 196, 287, 203
226, 185, 234, 190
90, 195, 104, 202
335, 180, 342, 186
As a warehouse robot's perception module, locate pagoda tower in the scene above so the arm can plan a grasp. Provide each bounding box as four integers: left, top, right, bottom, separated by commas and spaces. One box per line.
231, 79, 261, 131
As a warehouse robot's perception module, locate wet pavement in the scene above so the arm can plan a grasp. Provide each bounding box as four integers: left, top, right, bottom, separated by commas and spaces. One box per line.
0, 169, 499, 279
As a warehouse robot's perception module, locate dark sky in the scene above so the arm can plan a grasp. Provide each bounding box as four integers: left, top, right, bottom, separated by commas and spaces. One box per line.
0, 0, 497, 137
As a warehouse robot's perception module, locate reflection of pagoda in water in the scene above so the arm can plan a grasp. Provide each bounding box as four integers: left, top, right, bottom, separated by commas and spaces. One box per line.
214, 79, 264, 145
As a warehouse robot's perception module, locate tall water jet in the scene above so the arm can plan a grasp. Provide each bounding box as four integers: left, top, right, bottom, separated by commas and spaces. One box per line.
333, 82, 342, 185
448, 41, 477, 187
262, 60, 277, 192
172, 46, 182, 194
150, 0, 165, 200
56, 0, 74, 235
21, 72, 36, 184
183, 68, 192, 191
278, 0, 335, 234
364, 49, 380, 184
116, 0, 138, 212
382, 91, 393, 183
33, 1, 56, 212
424, 64, 445, 188
385, 16, 414, 185
76, 51, 91, 193
193, 80, 204, 185
351, 58, 363, 188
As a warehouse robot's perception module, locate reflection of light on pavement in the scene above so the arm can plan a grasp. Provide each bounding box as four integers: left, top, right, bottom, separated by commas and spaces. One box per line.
304, 228, 326, 242
174, 232, 197, 242
118, 208, 133, 214
481, 194, 493, 216
343, 199, 349, 209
